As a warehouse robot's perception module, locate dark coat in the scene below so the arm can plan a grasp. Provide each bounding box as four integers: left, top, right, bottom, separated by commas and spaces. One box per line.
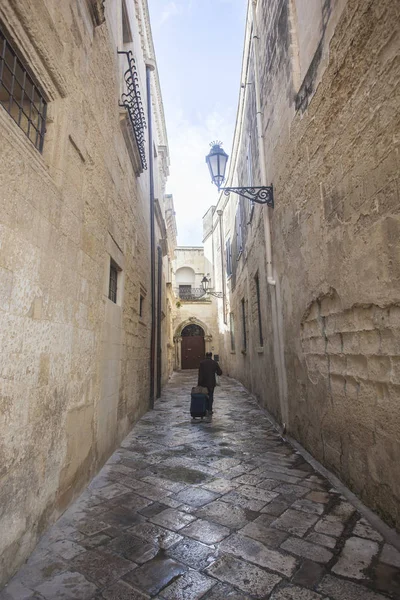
198, 358, 222, 390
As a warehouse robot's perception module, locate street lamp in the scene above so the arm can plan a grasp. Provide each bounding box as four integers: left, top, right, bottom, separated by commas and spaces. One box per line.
205, 141, 274, 207
201, 275, 223, 299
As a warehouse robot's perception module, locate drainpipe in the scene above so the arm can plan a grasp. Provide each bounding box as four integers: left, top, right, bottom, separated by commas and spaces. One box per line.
156, 245, 162, 398
146, 61, 156, 409
217, 210, 227, 324
250, 0, 289, 427
250, 1, 275, 287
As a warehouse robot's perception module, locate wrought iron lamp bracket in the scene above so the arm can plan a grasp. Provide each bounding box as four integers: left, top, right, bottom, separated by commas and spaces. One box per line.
222, 185, 274, 207
207, 291, 224, 299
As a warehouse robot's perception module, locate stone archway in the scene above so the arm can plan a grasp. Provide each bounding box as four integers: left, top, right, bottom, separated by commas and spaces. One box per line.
173, 318, 212, 370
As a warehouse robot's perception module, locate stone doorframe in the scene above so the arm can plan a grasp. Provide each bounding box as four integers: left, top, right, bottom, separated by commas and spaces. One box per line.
173, 317, 212, 370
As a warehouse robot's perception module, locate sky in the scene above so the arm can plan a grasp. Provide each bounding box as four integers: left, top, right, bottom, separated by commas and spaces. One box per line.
148, 0, 247, 245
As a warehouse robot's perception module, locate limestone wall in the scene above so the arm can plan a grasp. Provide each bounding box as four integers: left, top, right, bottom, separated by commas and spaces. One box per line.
206, 0, 400, 528
0, 0, 171, 584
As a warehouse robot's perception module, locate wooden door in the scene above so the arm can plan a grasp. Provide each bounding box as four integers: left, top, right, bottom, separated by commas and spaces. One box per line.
181, 336, 205, 370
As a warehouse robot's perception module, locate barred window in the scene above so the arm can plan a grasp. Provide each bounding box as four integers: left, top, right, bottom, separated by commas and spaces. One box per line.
109, 260, 118, 303
0, 26, 47, 152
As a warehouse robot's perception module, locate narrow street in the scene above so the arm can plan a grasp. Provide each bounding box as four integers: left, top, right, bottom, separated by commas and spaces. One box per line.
2, 372, 400, 600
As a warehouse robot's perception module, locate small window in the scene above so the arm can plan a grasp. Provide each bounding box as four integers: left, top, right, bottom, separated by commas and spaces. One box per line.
226, 238, 232, 277
0, 25, 47, 152
241, 298, 247, 352
139, 294, 144, 317
230, 313, 235, 352
255, 273, 263, 347
179, 285, 192, 300
108, 260, 119, 303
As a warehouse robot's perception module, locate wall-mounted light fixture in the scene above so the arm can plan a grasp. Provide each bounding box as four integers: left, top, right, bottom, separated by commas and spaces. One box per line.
201, 275, 223, 299
205, 141, 274, 207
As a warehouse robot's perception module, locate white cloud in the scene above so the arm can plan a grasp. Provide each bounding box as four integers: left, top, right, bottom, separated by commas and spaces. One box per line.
158, 1, 180, 26
166, 106, 235, 245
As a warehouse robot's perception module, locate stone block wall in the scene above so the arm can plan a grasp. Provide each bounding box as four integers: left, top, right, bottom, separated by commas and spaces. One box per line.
209, 0, 400, 528
0, 0, 170, 584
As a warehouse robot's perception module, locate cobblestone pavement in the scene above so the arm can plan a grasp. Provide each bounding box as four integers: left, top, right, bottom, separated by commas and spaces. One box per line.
2, 372, 400, 600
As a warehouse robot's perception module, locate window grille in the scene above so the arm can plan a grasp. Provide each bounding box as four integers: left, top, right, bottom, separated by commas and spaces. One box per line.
255, 274, 263, 347
109, 261, 118, 303
0, 26, 47, 152
118, 50, 147, 170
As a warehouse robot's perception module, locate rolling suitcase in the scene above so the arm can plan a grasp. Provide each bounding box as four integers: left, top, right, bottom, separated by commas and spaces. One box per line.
190, 386, 209, 419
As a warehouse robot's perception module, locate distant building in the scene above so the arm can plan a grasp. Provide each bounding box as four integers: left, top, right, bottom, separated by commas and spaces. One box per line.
205, 0, 400, 529
172, 247, 219, 370
0, 0, 175, 584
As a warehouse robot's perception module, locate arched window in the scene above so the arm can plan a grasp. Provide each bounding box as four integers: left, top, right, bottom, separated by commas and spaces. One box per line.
176, 267, 196, 299
181, 324, 205, 337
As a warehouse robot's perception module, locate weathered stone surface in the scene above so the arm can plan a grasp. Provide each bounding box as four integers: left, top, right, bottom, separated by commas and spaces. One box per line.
159, 571, 216, 599
314, 516, 344, 537
205, 555, 281, 598
306, 532, 336, 549
270, 584, 326, 600
101, 581, 150, 599
195, 501, 255, 530
201, 582, 252, 599
292, 560, 325, 589
352, 519, 383, 542
166, 538, 217, 570
291, 499, 325, 515
318, 574, 389, 599
220, 490, 267, 512
150, 509, 196, 532
129, 523, 182, 549
271, 509, 319, 537
105, 534, 158, 564
280, 538, 333, 563
219, 534, 297, 577
3, 372, 400, 600
172, 488, 219, 508
71, 550, 135, 587
239, 521, 288, 548
35, 572, 97, 600
123, 558, 187, 597
332, 537, 379, 579
180, 519, 230, 544
380, 543, 400, 568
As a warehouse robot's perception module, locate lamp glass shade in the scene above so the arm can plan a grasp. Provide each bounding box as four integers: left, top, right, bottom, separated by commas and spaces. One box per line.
201, 276, 209, 293
206, 143, 228, 189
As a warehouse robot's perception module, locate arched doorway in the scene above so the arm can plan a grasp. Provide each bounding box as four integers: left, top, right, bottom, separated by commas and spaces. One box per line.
181, 324, 205, 370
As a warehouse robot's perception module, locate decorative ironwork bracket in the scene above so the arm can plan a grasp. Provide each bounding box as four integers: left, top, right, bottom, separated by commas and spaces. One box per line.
118, 50, 147, 171
222, 185, 274, 207
207, 291, 223, 299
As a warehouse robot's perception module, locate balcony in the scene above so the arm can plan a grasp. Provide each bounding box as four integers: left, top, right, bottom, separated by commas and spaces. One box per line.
175, 287, 210, 302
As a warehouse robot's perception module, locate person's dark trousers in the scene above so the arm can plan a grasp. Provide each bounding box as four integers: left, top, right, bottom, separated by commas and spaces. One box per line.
207, 387, 215, 412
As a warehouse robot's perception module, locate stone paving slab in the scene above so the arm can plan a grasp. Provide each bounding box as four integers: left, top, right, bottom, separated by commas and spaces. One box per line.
1, 372, 400, 599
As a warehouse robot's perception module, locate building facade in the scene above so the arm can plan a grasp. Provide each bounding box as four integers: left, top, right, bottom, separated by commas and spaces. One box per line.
206, 0, 400, 528
0, 0, 175, 584
172, 247, 219, 371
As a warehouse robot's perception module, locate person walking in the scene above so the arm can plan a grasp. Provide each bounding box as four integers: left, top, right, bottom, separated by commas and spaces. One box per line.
197, 352, 222, 414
